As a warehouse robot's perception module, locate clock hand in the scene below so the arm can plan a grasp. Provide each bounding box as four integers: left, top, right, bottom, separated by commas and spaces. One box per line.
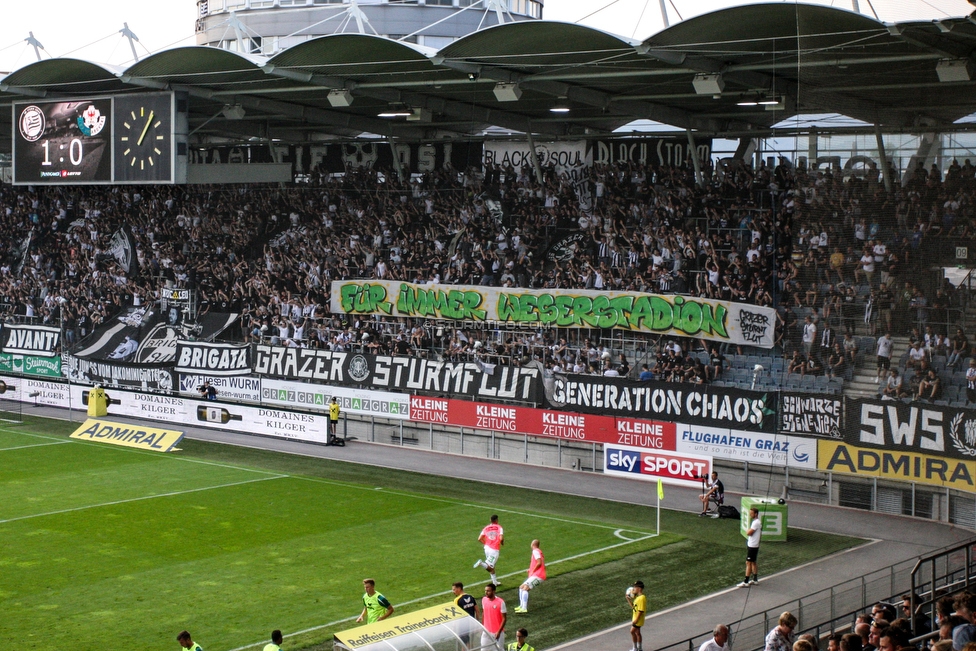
137, 110, 155, 146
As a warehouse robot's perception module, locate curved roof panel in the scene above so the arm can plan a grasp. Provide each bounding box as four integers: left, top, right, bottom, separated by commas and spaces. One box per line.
124, 47, 269, 87
0, 3, 974, 142
1, 58, 126, 94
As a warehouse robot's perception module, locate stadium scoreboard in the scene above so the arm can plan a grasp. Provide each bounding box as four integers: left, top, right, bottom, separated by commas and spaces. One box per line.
13, 92, 188, 185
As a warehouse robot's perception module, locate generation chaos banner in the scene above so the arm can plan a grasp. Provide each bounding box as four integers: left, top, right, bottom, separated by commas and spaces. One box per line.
330, 281, 776, 348
545, 374, 776, 432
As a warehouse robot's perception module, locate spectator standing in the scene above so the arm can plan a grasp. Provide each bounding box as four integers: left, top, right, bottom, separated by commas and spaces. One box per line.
764, 612, 798, 651
699, 625, 731, 651
967, 359, 976, 405
876, 333, 893, 384
802, 316, 817, 357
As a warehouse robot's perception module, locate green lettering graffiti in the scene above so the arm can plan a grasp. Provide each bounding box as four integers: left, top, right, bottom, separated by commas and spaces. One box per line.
492, 291, 730, 339
340, 283, 392, 315
397, 285, 486, 320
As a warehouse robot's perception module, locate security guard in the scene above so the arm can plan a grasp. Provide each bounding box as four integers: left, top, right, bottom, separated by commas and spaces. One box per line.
328, 396, 341, 445
507, 628, 534, 651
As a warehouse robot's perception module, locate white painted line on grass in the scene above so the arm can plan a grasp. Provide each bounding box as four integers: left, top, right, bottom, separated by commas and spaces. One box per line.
225, 531, 662, 651
0, 475, 287, 525
0, 440, 70, 452
0, 427, 68, 443
543, 537, 884, 651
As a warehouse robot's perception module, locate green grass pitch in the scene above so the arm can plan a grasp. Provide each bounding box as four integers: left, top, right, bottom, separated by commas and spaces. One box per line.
0, 416, 862, 651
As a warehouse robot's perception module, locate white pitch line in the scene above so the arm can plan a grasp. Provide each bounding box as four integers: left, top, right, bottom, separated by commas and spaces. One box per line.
0, 440, 70, 452
225, 531, 663, 651
0, 475, 287, 525
0, 427, 68, 443
291, 473, 657, 534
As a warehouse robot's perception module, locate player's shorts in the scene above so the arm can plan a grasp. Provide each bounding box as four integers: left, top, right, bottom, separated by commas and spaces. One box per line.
481, 631, 505, 650
484, 546, 500, 567
877, 355, 891, 370
746, 546, 759, 563
524, 575, 544, 589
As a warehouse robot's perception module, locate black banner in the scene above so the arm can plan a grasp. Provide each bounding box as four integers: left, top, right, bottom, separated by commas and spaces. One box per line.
545, 374, 775, 432
64, 355, 175, 393
1, 324, 61, 356
252, 345, 542, 403
591, 137, 714, 167
174, 341, 251, 377
779, 393, 843, 437
845, 398, 976, 462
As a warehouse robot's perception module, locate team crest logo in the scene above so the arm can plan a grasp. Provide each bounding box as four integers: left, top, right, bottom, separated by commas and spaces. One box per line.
19, 105, 45, 142
948, 414, 976, 457
348, 355, 371, 383
76, 105, 106, 137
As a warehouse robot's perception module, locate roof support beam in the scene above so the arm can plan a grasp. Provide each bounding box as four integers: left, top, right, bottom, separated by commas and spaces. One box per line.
886, 25, 971, 59
119, 74, 429, 138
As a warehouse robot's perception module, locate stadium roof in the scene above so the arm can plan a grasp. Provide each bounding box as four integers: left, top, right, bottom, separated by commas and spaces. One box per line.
3, 2, 976, 145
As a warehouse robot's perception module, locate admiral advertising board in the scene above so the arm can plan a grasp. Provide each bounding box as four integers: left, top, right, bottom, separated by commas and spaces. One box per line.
546, 374, 776, 433
1, 324, 61, 356
174, 341, 251, 377
252, 345, 542, 403
604, 442, 712, 488
818, 439, 976, 490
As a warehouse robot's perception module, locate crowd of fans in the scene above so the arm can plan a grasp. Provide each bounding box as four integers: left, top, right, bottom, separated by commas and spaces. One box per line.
0, 152, 972, 391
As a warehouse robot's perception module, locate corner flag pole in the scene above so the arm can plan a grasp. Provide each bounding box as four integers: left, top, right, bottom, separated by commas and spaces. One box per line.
656, 478, 663, 535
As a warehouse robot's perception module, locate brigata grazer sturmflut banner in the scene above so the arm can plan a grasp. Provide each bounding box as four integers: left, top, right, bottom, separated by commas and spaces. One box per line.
330, 280, 776, 348
174, 341, 251, 377
252, 345, 543, 403
545, 373, 776, 433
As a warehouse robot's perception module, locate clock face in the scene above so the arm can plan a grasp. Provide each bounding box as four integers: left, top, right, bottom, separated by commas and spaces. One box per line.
113, 93, 173, 183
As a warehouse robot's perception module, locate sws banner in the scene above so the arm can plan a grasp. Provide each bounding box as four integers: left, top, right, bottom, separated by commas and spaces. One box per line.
846, 398, 976, 462
64, 355, 175, 393
779, 393, 843, 437
252, 345, 542, 403
330, 280, 776, 348
1, 324, 61, 356
546, 374, 776, 432
174, 341, 252, 377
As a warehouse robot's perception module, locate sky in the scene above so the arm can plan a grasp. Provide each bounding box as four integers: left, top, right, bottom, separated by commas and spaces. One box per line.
0, 0, 972, 73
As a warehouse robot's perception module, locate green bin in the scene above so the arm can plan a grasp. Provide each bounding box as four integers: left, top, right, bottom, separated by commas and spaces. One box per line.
740, 496, 788, 542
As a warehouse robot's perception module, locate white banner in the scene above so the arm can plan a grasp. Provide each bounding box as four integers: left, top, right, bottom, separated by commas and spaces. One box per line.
178, 374, 262, 402
675, 424, 817, 469
483, 141, 589, 191
260, 378, 410, 420
331, 280, 777, 348
1, 375, 331, 445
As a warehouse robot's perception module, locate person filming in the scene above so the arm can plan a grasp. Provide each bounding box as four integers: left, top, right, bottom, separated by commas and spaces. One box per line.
699, 471, 724, 516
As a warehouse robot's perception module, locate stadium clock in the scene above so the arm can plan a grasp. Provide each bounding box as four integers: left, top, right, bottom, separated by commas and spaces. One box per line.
113, 93, 174, 183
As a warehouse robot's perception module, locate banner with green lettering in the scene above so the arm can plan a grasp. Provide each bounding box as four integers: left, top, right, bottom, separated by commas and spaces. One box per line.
0, 352, 62, 378
331, 281, 776, 348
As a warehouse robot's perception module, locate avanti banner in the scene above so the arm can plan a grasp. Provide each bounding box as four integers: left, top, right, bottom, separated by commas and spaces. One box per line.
0, 324, 61, 356
330, 280, 776, 348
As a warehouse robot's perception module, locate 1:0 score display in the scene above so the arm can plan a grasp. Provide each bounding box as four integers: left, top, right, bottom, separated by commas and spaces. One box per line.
13, 99, 113, 183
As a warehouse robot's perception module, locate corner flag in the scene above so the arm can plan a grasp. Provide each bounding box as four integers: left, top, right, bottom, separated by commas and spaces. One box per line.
657, 478, 664, 501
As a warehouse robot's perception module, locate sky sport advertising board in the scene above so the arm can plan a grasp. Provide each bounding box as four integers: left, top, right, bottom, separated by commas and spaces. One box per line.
604, 443, 712, 488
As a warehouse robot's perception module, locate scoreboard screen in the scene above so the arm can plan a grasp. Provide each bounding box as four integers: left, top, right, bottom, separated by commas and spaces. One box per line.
13, 99, 113, 184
